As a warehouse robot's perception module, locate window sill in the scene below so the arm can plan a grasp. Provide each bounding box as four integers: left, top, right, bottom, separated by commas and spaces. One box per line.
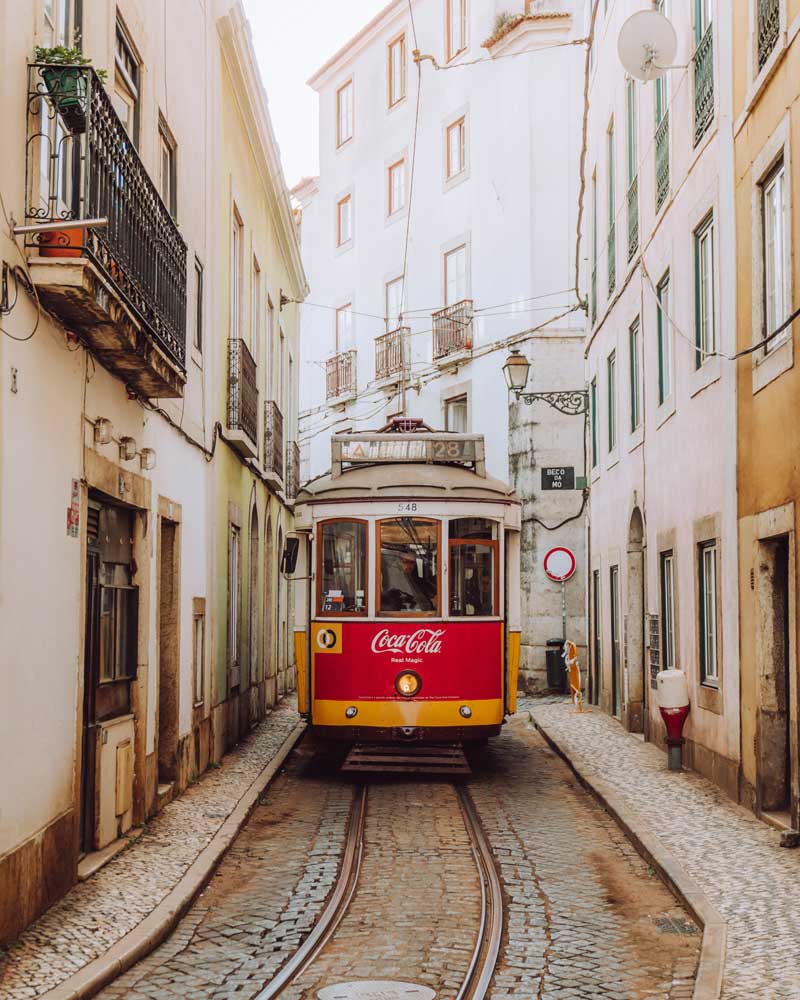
606, 451, 619, 471
697, 681, 722, 715
655, 395, 676, 430
334, 239, 353, 258
753, 334, 793, 394
191, 346, 203, 371
735, 33, 790, 137
627, 424, 644, 454
434, 347, 472, 369
443, 168, 470, 194
590, 464, 600, 484
335, 136, 354, 153
690, 355, 721, 398
388, 95, 408, 115
385, 207, 407, 228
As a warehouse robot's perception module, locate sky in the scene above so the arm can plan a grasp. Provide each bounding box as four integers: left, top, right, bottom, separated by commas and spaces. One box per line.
242, 0, 388, 188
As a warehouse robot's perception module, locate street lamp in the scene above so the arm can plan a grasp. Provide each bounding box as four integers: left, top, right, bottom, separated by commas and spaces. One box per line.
502, 349, 589, 416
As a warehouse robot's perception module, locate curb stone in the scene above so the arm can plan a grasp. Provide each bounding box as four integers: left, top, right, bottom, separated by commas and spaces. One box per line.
36, 719, 307, 1000
530, 714, 726, 1000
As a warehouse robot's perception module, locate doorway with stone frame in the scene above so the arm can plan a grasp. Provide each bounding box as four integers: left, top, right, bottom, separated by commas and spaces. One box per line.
156, 507, 181, 799
625, 508, 645, 733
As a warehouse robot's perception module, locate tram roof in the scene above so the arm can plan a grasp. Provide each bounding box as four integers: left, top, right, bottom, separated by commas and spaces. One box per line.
296, 461, 520, 505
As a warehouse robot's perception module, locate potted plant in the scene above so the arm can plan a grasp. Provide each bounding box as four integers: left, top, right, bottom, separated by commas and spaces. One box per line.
33, 45, 107, 135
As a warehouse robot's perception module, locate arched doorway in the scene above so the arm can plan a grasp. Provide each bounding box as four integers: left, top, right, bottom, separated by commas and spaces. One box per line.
626, 507, 645, 733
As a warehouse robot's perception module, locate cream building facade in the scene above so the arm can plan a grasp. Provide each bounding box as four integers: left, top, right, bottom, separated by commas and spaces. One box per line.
0, 0, 305, 946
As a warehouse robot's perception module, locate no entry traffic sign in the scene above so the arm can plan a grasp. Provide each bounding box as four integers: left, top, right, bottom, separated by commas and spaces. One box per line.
543, 546, 576, 582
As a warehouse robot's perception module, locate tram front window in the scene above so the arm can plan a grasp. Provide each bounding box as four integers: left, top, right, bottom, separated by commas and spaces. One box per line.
319, 520, 367, 615
379, 518, 439, 614
449, 518, 497, 617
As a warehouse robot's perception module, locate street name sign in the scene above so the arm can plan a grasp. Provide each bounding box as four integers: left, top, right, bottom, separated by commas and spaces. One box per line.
541, 467, 575, 490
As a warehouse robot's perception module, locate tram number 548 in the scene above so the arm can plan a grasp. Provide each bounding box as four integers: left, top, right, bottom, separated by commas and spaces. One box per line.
397, 502, 418, 512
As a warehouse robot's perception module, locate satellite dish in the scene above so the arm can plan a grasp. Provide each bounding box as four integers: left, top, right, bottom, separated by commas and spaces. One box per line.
618, 10, 678, 82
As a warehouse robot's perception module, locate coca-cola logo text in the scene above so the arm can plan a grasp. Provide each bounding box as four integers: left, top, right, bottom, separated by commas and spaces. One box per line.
371, 628, 445, 655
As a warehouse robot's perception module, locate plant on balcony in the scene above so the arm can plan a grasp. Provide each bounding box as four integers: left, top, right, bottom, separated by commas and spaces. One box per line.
33, 45, 107, 135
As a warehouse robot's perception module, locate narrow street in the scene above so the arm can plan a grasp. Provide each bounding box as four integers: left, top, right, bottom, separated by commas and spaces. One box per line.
93, 722, 699, 1000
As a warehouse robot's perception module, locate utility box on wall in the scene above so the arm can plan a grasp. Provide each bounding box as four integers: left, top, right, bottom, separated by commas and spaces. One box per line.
96, 715, 135, 849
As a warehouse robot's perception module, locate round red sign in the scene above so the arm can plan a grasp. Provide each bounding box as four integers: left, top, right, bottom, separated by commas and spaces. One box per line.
543, 546, 576, 582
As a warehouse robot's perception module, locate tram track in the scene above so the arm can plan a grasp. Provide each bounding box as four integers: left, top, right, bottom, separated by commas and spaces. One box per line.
256, 778, 503, 1000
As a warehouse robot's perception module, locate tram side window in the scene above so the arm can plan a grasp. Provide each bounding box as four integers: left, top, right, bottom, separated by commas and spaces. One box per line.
379, 518, 439, 614
449, 518, 497, 617
319, 520, 367, 615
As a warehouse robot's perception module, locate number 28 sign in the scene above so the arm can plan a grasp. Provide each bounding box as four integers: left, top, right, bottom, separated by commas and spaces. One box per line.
544, 546, 576, 582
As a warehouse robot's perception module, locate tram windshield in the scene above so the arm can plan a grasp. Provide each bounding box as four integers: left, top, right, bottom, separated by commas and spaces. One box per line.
379, 518, 439, 615
449, 518, 497, 616
319, 520, 367, 614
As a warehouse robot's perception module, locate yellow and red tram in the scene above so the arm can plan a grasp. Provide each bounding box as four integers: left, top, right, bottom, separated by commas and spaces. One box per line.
289, 422, 522, 742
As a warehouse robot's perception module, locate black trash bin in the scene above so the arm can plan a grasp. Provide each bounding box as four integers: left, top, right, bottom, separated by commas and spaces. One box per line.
545, 638, 567, 693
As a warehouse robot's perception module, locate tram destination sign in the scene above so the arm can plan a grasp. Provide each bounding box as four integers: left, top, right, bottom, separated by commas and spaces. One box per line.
541, 467, 575, 490
339, 436, 477, 465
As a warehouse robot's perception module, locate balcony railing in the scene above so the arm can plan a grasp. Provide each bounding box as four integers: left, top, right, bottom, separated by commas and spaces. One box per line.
264, 400, 284, 482
432, 299, 473, 360
24, 64, 187, 374
590, 265, 597, 325
228, 339, 258, 446
693, 24, 714, 145
326, 350, 357, 400
758, 0, 780, 70
286, 441, 300, 500
655, 111, 670, 214
627, 176, 639, 262
607, 223, 616, 297
375, 327, 409, 380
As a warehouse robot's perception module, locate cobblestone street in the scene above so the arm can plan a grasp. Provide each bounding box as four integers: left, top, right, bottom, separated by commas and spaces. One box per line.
529, 700, 800, 1000
14, 719, 703, 1000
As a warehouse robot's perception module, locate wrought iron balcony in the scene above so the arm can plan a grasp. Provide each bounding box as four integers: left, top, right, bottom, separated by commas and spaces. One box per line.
627, 177, 639, 262
263, 400, 284, 483
326, 350, 357, 400
433, 299, 473, 360
758, 0, 780, 71
227, 339, 259, 454
655, 111, 670, 214
590, 265, 597, 326
286, 441, 300, 501
24, 64, 187, 397
375, 327, 409, 381
607, 224, 616, 297
693, 24, 714, 145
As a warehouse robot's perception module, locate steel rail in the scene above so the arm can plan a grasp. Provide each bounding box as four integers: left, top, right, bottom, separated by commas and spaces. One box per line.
254, 784, 368, 1000
456, 785, 504, 1000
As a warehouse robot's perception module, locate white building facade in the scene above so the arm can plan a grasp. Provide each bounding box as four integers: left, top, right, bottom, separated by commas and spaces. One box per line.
584, 0, 740, 796
297, 0, 590, 689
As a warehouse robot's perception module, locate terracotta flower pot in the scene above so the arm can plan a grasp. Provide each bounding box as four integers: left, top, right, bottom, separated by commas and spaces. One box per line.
39, 227, 83, 258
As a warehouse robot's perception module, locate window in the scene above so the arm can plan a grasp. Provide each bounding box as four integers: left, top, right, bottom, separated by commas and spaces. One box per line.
98, 584, 138, 682
318, 520, 367, 615
336, 80, 354, 146
158, 119, 176, 216
607, 117, 615, 225
228, 526, 240, 664
449, 518, 497, 616
629, 317, 641, 431
762, 160, 787, 351
696, 0, 712, 36
192, 599, 205, 705
698, 540, 719, 684
42, 0, 79, 47
335, 304, 353, 352
590, 377, 598, 467
337, 194, 352, 246
114, 19, 140, 146
194, 258, 203, 352
444, 244, 467, 305
386, 277, 404, 331
607, 350, 617, 451
657, 272, 672, 403
626, 79, 637, 186
379, 518, 439, 615
446, 0, 468, 62
444, 393, 468, 432
231, 208, 243, 337
694, 213, 715, 366
251, 257, 261, 359
388, 159, 406, 216
591, 172, 598, 323
388, 34, 406, 107
660, 552, 676, 670
446, 117, 466, 179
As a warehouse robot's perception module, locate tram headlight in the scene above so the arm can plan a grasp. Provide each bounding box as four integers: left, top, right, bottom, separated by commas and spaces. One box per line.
395, 671, 422, 698
345, 706, 358, 719
459, 705, 472, 719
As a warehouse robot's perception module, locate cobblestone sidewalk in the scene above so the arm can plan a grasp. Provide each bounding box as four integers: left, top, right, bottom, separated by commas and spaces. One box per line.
0, 699, 301, 1000
527, 699, 800, 1000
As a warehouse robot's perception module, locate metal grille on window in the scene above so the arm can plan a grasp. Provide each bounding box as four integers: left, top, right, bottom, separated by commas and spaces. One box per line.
693, 23, 714, 145
757, 0, 781, 71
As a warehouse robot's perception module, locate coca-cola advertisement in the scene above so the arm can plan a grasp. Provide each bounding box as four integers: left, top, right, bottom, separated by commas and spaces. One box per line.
313, 621, 502, 701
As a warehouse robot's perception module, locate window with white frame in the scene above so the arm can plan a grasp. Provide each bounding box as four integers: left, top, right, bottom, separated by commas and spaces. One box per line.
385, 277, 404, 331
114, 18, 140, 146
657, 271, 673, 403
231, 207, 243, 338
444, 244, 467, 305
159, 119, 177, 216
607, 350, 617, 451
251, 256, 261, 359
444, 393, 468, 432
629, 317, 641, 431
660, 552, 676, 670
192, 600, 205, 706
336, 304, 353, 352
337, 194, 352, 246
762, 160, 787, 352
194, 257, 203, 352
336, 80, 354, 147
446, 0, 467, 61
388, 34, 406, 107
228, 525, 240, 665
699, 540, 719, 684
446, 116, 466, 180
388, 159, 406, 216
694, 213, 715, 366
